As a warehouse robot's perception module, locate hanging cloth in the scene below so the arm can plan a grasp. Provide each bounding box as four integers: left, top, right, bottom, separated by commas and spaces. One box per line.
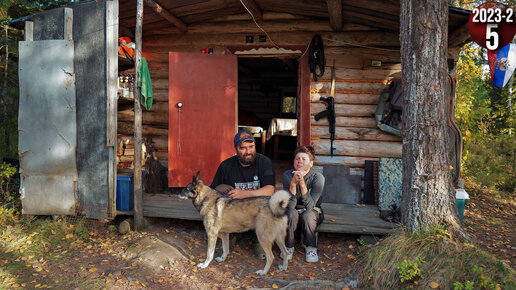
138, 57, 153, 110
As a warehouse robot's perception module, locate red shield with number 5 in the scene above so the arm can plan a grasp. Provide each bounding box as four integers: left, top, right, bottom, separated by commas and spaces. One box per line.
468, 1, 516, 51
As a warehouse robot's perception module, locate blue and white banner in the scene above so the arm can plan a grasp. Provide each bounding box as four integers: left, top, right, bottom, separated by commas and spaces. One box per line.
489, 43, 516, 87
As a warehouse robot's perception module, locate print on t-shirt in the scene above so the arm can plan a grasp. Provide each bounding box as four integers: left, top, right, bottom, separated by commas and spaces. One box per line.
234, 180, 260, 190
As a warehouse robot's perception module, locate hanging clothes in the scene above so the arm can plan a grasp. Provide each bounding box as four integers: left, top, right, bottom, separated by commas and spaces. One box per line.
138, 57, 153, 110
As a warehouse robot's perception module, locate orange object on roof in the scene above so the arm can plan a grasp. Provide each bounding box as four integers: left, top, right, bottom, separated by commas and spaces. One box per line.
118, 37, 134, 60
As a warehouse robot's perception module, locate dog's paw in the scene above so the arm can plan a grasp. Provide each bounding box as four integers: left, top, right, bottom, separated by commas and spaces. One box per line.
255, 269, 267, 276
197, 262, 209, 268
278, 265, 287, 271
215, 256, 226, 262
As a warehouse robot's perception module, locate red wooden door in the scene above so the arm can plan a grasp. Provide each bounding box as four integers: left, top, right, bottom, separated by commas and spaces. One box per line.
168, 52, 237, 187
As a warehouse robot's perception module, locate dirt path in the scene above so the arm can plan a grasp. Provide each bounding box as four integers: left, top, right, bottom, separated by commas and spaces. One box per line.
1, 183, 513, 289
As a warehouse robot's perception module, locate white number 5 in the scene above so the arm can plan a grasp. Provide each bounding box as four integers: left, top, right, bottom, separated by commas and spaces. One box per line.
486, 24, 499, 50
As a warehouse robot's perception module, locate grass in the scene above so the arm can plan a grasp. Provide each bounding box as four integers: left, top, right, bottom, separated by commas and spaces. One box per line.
357, 225, 515, 289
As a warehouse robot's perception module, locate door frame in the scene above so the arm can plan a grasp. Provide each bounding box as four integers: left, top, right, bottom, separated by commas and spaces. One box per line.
226, 46, 311, 147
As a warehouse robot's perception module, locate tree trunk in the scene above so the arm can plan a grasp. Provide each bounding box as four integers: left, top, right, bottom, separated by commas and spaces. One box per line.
400, 0, 463, 235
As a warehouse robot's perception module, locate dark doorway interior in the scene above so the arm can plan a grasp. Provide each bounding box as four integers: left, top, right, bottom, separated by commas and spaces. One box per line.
237, 57, 299, 189
237, 57, 298, 159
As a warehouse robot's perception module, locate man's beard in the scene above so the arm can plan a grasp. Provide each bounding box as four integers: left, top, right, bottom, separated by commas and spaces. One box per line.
238, 152, 256, 165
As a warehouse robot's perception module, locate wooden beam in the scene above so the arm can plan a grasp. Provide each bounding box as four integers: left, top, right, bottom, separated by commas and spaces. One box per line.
449, 22, 471, 48
326, 0, 343, 30
143, 0, 187, 33
239, 0, 263, 24
134, 0, 144, 231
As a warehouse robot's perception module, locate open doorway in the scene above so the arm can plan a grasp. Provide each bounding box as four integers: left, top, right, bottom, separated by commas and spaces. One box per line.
237, 57, 298, 188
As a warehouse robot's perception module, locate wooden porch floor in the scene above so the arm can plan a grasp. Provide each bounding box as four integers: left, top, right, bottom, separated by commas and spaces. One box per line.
143, 194, 394, 236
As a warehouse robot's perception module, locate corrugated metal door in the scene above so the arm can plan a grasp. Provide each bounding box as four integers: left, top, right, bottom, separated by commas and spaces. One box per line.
168, 52, 237, 187
18, 39, 78, 215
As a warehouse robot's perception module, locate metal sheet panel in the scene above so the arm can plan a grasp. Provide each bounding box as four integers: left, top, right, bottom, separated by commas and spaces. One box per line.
18, 39, 77, 215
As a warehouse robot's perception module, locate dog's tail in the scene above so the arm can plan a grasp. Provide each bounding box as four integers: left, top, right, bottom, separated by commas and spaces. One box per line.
268, 190, 291, 217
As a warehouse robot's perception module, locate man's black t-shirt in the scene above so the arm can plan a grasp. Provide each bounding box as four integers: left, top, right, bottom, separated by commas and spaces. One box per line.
210, 153, 275, 190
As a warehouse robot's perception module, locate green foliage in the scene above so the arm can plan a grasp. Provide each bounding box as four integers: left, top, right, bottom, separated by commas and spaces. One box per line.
0, 161, 18, 205
462, 134, 516, 192
395, 257, 426, 282
456, 41, 515, 193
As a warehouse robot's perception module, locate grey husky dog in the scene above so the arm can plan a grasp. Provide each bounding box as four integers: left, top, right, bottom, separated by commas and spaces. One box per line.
178, 172, 291, 275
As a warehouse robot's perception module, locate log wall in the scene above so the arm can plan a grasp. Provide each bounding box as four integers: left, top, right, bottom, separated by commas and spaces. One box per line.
116, 13, 403, 175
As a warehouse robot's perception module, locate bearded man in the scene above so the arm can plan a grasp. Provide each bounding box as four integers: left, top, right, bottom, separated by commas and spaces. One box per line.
210, 130, 275, 199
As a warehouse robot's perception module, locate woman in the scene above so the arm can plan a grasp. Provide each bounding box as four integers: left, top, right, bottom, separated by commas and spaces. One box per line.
282, 145, 325, 262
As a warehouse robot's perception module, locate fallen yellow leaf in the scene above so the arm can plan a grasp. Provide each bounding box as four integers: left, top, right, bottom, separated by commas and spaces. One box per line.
89, 267, 98, 272
429, 281, 439, 289
272, 284, 279, 289
65, 234, 73, 239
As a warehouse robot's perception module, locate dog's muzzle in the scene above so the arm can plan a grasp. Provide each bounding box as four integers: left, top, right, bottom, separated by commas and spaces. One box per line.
178, 188, 190, 200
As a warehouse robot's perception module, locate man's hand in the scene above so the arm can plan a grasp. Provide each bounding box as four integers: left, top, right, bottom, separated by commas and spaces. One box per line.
228, 188, 250, 199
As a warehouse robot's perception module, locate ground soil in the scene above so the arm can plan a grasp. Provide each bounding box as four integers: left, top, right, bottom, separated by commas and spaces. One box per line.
2, 183, 514, 289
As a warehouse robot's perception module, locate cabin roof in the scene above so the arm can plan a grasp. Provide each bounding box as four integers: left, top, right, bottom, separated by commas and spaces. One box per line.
117, 0, 471, 45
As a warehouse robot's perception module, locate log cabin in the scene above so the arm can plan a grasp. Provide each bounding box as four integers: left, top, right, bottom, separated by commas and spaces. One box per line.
14, 0, 471, 234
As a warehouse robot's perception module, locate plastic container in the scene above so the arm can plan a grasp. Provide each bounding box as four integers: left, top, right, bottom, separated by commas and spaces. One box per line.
116, 172, 146, 211
116, 175, 134, 211
455, 189, 470, 224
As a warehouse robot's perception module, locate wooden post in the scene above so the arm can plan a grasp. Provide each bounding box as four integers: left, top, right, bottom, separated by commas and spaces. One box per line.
24, 21, 33, 41
63, 8, 73, 40
133, 0, 144, 231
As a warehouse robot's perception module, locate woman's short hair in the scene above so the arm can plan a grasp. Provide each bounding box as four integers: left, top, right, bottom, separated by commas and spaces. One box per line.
294, 145, 316, 161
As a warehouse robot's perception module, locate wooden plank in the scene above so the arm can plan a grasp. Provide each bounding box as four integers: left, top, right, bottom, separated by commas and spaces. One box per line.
63, 8, 73, 40
145, 31, 401, 48
106, 0, 118, 218
311, 126, 402, 142
239, 0, 263, 24
143, 0, 188, 32
142, 194, 393, 235
311, 92, 379, 105
311, 103, 376, 117
326, 0, 342, 30
311, 116, 377, 128
133, 0, 144, 231
24, 21, 33, 41
313, 139, 402, 157
314, 155, 376, 168
312, 80, 388, 91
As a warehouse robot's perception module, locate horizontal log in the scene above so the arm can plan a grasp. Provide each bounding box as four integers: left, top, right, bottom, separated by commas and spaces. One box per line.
314, 155, 377, 168
311, 93, 379, 105
311, 81, 388, 92
311, 116, 377, 128
118, 110, 168, 125
321, 67, 401, 80
311, 103, 376, 117
153, 91, 168, 102
118, 121, 168, 136
311, 126, 402, 142
144, 31, 401, 48
324, 46, 401, 62
313, 139, 402, 158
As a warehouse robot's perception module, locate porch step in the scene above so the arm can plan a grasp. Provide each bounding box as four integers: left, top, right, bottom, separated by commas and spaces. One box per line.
142, 194, 394, 235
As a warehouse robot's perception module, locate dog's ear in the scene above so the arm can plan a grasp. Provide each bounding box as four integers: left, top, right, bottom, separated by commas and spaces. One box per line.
196, 171, 202, 182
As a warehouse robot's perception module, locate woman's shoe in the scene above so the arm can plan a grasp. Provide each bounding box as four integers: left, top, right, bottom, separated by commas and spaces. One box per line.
305, 246, 319, 263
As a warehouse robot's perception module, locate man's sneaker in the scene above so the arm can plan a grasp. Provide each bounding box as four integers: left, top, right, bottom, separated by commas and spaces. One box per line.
281, 247, 294, 260
305, 247, 319, 263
